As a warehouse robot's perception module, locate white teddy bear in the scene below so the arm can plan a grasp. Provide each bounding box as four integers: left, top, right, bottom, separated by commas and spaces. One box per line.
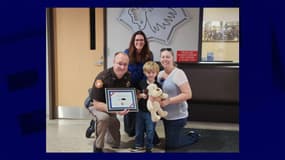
146, 83, 168, 122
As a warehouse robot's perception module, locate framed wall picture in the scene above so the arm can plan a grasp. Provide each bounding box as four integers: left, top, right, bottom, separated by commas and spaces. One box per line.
105, 88, 138, 112
202, 21, 239, 42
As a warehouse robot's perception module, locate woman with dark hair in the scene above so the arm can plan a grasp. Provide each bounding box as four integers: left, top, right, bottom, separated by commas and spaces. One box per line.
124, 31, 160, 146
124, 30, 153, 88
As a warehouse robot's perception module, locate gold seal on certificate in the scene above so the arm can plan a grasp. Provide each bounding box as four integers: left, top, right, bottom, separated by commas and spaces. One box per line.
105, 88, 138, 112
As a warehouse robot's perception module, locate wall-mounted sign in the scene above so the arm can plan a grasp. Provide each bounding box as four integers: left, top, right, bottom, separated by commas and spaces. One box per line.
118, 8, 190, 44
177, 50, 198, 62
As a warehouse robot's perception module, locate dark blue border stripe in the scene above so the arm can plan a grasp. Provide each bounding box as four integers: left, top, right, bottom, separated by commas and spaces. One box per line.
17, 109, 46, 135
7, 69, 38, 92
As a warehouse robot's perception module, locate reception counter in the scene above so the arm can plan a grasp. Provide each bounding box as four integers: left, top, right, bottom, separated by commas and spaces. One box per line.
178, 62, 239, 123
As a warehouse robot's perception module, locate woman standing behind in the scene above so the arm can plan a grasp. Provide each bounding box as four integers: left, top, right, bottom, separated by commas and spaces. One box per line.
123, 31, 160, 146
124, 30, 153, 88
158, 48, 200, 151
123, 31, 152, 137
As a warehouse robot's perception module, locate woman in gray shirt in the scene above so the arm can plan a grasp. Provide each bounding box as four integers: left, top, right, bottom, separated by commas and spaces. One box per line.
158, 48, 200, 151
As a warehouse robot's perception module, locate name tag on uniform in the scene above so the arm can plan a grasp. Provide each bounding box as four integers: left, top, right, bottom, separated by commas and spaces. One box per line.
105, 88, 138, 112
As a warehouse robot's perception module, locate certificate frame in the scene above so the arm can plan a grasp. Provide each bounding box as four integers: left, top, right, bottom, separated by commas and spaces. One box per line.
105, 88, 138, 112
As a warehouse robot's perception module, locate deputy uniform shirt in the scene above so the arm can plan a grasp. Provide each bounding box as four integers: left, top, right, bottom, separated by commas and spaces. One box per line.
90, 67, 131, 103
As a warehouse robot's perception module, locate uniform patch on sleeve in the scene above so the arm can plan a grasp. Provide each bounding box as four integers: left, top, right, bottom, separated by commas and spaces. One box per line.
95, 79, 103, 88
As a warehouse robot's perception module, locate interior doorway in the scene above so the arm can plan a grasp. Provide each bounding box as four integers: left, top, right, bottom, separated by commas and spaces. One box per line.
47, 8, 105, 119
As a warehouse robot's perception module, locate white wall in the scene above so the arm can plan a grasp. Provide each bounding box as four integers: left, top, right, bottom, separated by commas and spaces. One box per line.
106, 8, 200, 67
203, 8, 239, 22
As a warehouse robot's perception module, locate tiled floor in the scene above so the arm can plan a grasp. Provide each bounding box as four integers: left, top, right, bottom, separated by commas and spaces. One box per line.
46, 116, 239, 153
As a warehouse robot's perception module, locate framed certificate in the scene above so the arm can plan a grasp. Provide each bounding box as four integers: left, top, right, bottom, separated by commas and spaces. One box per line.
105, 88, 138, 112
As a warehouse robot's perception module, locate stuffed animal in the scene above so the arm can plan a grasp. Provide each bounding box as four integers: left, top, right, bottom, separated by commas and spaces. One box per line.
146, 83, 168, 122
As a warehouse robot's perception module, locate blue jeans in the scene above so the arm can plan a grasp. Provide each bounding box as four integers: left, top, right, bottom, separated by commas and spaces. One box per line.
135, 110, 155, 149
163, 118, 199, 150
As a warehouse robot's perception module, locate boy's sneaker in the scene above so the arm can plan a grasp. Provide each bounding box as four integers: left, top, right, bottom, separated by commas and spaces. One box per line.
154, 140, 161, 147
130, 146, 145, 152
145, 148, 152, 153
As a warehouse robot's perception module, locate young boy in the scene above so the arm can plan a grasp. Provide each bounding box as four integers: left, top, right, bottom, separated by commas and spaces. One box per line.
130, 61, 161, 153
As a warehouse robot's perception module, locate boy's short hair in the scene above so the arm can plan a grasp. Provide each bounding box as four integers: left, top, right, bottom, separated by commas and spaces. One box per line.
143, 61, 160, 73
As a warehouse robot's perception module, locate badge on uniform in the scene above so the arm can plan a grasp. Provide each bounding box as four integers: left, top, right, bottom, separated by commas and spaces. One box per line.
126, 81, 131, 87
95, 79, 103, 88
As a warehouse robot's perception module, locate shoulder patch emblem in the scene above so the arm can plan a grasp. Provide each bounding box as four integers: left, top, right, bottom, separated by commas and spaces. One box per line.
95, 80, 103, 88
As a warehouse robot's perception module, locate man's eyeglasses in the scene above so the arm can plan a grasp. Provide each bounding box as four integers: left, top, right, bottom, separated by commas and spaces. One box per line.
160, 48, 172, 52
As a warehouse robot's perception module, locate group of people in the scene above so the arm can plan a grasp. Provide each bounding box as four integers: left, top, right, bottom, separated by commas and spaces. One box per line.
87, 31, 200, 153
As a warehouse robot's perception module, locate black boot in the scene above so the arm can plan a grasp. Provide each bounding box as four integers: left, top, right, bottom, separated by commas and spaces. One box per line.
85, 119, 95, 138
93, 144, 103, 153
